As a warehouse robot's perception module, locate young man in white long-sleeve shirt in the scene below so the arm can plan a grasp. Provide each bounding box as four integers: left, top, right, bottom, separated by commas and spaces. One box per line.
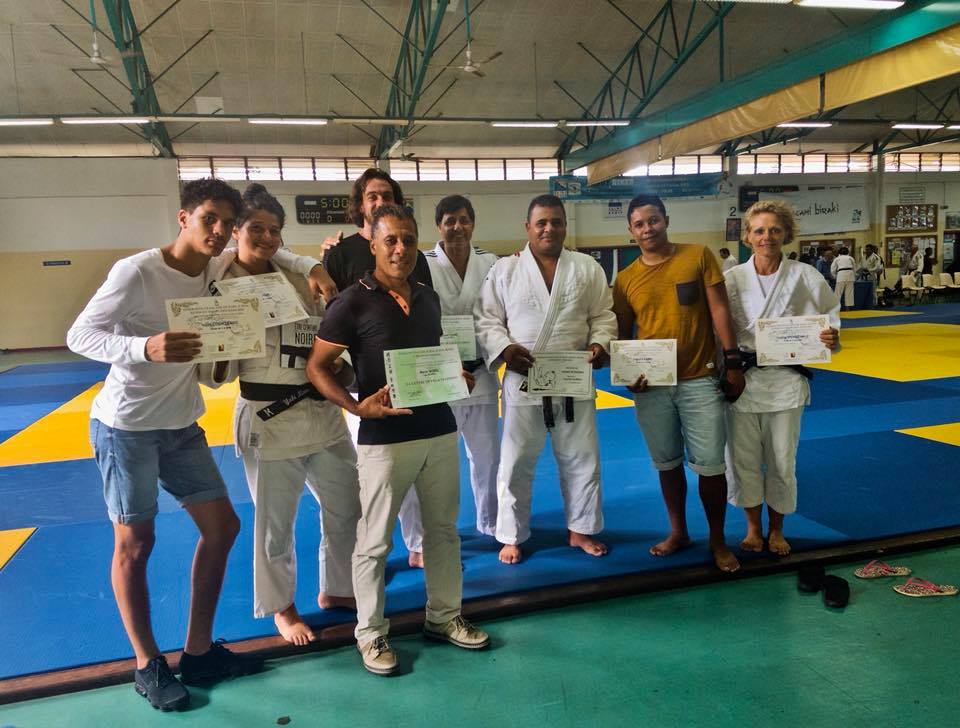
67, 178, 323, 712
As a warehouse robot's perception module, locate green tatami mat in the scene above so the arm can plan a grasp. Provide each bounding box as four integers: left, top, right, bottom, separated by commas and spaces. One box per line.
4, 544, 958, 728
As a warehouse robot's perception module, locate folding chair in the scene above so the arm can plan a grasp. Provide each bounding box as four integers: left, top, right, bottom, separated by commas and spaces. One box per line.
922, 274, 946, 302
901, 275, 924, 305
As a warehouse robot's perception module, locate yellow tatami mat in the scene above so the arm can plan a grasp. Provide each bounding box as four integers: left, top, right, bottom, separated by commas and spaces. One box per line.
811, 323, 960, 381
596, 389, 633, 409
840, 310, 919, 320
0, 527, 36, 570
898, 422, 960, 447
0, 382, 238, 467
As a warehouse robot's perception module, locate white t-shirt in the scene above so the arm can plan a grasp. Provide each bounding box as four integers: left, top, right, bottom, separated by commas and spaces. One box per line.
67, 247, 318, 431
721, 256, 737, 272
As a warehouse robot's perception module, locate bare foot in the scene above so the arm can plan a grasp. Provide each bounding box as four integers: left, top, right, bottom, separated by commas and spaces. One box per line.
318, 592, 357, 610
499, 544, 522, 564
274, 604, 315, 646
739, 531, 764, 553
712, 544, 741, 573
767, 530, 791, 556
408, 551, 424, 569
649, 533, 692, 557
568, 530, 608, 557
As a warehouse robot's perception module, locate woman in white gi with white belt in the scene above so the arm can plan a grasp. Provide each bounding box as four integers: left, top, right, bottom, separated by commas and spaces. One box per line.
724, 200, 840, 556
208, 184, 360, 645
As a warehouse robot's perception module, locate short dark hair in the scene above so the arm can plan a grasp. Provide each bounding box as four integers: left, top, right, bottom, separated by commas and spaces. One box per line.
719, 247, 730, 256
840, 246, 849, 255
180, 178, 243, 216
627, 194, 667, 220
371, 203, 418, 239
527, 194, 565, 221
349, 168, 403, 227
237, 183, 285, 228
435, 195, 475, 226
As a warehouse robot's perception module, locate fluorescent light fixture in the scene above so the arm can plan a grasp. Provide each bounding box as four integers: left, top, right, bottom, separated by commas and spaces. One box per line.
0, 118, 55, 126
721, 1, 791, 4
248, 117, 328, 125
794, 0, 904, 9
776, 121, 833, 128
155, 115, 243, 124
61, 116, 152, 124
891, 122, 944, 130
947, 125, 960, 130
566, 120, 630, 127
490, 121, 559, 128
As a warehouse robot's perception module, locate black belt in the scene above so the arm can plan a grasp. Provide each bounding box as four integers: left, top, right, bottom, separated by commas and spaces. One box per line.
838, 268, 853, 272
462, 359, 484, 373
741, 352, 813, 380
239, 381, 325, 421
542, 396, 575, 429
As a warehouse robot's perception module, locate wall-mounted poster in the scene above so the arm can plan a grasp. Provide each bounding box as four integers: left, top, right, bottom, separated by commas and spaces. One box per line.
886, 204, 938, 233
945, 212, 960, 230
885, 235, 936, 268
725, 217, 742, 242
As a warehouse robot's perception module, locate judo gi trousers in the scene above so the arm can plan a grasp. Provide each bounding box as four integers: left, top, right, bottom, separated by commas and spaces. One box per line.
496, 399, 603, 545
399, 403, 500, 550
240, 437, 360, 618
726, 406, 804, 515
354, 432, 462, 644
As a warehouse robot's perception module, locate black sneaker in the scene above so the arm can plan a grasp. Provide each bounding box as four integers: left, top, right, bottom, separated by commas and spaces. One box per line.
134, 655, 190, 711
178, 639, 265, 685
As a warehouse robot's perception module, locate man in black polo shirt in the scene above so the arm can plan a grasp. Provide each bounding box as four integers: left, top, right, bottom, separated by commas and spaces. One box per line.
307, 203, 488, 676
322, 168, 432, 291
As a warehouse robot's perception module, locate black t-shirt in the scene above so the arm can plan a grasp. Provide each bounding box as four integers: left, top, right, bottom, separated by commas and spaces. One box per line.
316, 272, 457, 446
323, 232, 433, 292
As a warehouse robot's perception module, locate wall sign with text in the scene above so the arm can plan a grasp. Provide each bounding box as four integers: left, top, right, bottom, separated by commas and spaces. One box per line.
295, 195, 350, 225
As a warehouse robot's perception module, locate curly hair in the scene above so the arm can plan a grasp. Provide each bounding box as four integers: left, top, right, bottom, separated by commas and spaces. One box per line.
180, 177, 243, 217
743, 199, 797, 246
237, 183, 285, 228
349, 169, 403, 228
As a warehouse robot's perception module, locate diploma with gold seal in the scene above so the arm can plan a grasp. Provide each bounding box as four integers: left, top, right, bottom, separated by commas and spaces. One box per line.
755, 315, 831, 366
383, 344, 469, 408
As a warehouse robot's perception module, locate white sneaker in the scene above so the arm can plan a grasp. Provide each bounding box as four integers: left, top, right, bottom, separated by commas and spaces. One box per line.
423, 615, 490, 649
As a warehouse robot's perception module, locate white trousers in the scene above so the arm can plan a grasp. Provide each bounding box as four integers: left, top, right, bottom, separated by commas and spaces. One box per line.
398, 403, 501, 550
240, 437, 360, 618
726, 406, 804, 515
354, 432, 462, 644
496, 400, 603, 545
835, 278, 855, 307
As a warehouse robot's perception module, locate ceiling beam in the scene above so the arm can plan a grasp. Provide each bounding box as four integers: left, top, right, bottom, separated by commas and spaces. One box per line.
565, 0, 959, 177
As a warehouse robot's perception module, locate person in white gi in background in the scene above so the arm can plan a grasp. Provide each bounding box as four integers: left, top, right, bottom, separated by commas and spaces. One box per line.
719, 247, 737, 273
398, 195, 500, 549
830, 246, 856, 310
475, 194, 618, 565
859, 243, 885, 306
724, 200, 840, 555
204, 184, 360, 646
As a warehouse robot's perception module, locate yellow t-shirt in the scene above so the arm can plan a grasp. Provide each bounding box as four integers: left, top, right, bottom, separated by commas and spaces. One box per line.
612, 243, 724, 380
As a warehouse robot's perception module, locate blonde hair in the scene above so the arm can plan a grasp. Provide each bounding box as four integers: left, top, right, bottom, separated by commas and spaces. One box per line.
743, 199, 797, 246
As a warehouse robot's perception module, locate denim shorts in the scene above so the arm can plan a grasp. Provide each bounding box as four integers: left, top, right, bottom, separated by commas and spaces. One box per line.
632, 375, 726, 476
90, 419, 228, 524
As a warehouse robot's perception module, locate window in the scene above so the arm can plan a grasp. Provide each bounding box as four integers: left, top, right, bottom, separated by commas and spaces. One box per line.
247, 158, 281, 181
826, 154, 849, 174
212, 158, 247, 180
921, 154, 942, 172
755, 155, 780, 174
699, 156, 723, 174
388, 160, 418, 181
737, 155, 756, 175
673, 156, 700, 175
942, 154, 960, 172
281, 158, 314, 181
803, 154, 825, 174
448, 159, 477, 181
648, 160, 673, 176
346, 159, 375, 179
506, 159, 533, 181
178, 157, 212, 180
418, 159, 447, 181
476, 159, 505, 181
849, 154, 872, 173
899, 154, 921, 172
779, 155, 803, 173
314, 159, 347, 181
533, 158, 560, 179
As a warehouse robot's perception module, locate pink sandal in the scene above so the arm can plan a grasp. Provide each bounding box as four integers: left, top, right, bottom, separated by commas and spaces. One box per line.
854, 560, 911, 579
892, 577, 958, 598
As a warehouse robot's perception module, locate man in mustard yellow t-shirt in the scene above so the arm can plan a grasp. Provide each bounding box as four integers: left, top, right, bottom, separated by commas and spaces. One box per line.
612, 194, 745, 573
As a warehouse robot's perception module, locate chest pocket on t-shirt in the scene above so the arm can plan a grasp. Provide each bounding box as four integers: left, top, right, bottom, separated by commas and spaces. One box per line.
279, 316, 322, 369
675, 280, 701, 306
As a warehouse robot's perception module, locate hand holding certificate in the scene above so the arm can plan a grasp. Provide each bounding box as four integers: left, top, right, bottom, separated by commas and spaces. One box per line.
440, 315, 478, 360
383, 344, 469, 409
610, 339, 677, 386
213, 272, 309, 327
525, 351, 592, 397
166, 294, 266, 363
755, 315, 831, 366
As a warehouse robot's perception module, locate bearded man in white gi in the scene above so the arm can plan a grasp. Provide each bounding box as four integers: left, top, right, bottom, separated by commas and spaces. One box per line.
725, 200, 840, 555
399, 195, 500, 550
475, 194, 618, 565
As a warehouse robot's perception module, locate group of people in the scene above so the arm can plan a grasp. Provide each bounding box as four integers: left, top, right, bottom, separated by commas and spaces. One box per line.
67, 168, 841, 712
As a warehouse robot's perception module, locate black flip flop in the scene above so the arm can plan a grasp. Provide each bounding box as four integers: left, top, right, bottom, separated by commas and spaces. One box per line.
822, 575, 850, 608
797, 564, 825, 593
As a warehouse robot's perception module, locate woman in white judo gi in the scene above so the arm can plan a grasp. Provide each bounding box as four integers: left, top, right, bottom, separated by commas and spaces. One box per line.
724, 200, 840, 556
207, 184, 360, 645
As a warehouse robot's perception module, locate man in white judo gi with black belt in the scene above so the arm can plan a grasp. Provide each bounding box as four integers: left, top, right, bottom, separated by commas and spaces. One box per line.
475, 194, 618, 565
399, 195, 501, 548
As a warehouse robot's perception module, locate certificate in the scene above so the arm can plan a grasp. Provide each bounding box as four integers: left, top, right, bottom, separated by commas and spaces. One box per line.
755, 315, 831, 366
166, 295, 266, 363
383, 344, 469, 409
440, 315, 477, 360
610, 339, 677, 386
525, 351, 592, 397
213, 272, 309, 327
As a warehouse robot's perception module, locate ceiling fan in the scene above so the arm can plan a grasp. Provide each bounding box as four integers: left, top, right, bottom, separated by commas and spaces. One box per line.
444, 0, 501, 78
